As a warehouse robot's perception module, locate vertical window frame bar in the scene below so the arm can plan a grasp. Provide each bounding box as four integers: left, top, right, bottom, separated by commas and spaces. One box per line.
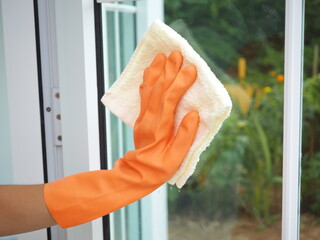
282, 0, 305, 240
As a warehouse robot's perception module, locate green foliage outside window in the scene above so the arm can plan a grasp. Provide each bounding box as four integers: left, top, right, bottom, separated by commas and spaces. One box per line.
165, 0, 320, 225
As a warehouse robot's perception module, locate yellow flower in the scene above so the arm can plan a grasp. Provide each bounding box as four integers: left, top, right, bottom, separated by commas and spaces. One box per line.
277, 74, 284, 83
269, 71, 276, 77
263, 86, 272, 93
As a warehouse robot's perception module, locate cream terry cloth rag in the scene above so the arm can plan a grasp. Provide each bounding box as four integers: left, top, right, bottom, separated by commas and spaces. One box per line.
101, 20, 232, 188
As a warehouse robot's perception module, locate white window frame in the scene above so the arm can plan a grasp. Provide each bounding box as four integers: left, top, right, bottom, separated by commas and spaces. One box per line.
282, 0, 304, 240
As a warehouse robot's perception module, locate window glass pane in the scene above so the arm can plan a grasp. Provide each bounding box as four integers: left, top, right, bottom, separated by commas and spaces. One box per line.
119, 1, 135, 6
165, 1, 284, 239
106, 11, 117, 85
119, 12, 136, 69
300, 1, 320, 239
106, 11, 121, 163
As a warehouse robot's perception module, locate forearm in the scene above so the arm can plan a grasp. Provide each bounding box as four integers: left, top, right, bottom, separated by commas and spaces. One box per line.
43, 167, 162, 228
0, 184, 57, 236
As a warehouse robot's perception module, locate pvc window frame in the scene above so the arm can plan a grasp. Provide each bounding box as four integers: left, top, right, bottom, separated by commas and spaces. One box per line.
282, 0, 304, 240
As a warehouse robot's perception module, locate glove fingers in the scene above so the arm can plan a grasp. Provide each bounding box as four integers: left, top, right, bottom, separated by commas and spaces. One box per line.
163, 65, 197, 114
151, 64, 197, 139
168, 111, 200, 168
142, 53, 166, 91
137, 54, 166, 121
163, 51, 183, 91
147, 51, 183, 115
145, 53, 166, 83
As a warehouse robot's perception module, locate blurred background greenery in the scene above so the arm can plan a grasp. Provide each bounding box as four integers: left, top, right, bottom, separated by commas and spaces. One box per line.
165, 0, 320, 230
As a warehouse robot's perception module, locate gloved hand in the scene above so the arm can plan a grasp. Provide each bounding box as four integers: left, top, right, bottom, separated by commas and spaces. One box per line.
44, 51, 200, 228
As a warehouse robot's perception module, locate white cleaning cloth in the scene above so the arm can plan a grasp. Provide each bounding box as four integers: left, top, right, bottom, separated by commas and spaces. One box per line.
101, 20, 232, 188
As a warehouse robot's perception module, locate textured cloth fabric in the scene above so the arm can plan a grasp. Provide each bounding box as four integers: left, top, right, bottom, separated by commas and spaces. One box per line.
101, 20, 232, 188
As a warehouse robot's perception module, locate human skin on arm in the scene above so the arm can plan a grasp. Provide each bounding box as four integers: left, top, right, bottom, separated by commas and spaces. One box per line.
0, 184, 57, 236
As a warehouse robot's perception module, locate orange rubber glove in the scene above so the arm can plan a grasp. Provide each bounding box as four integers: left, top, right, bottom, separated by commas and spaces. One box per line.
44, 51, 200, 228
